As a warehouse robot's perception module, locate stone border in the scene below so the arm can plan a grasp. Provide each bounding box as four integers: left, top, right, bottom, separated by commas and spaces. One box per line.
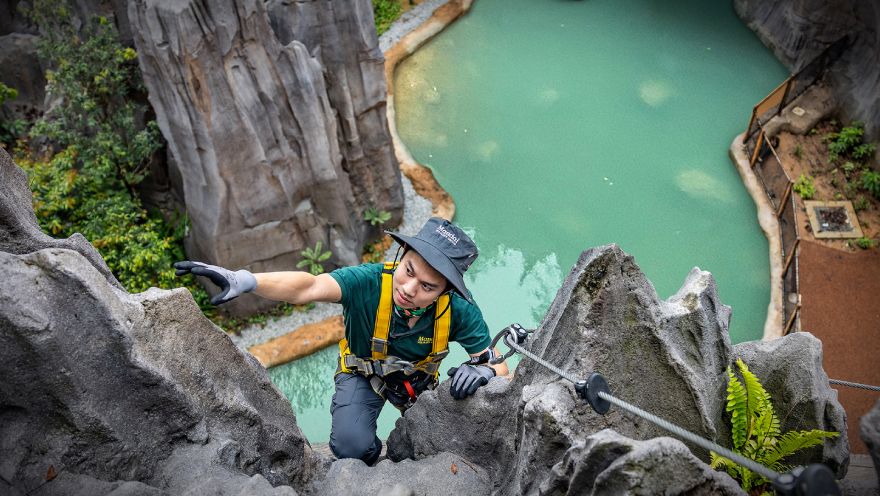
382, 0, 476, 221
729, 135, 784, 340
804, 200, 863, 239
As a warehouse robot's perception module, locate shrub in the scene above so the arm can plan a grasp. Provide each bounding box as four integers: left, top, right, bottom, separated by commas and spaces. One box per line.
861, 169, 880, 199
364, 206, 392, 226
297, 241, 332, 275
853, 195, 870, 212
793, 174, 815, 200
825, 121, 876, 165
856, 237, 875, 250
373, 0, 402, 35
710, 359, 839, 494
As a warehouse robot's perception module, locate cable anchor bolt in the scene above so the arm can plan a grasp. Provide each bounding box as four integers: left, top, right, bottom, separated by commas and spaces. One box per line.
574, 372, 612, 415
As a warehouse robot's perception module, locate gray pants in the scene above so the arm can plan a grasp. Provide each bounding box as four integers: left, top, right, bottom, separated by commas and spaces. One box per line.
329, 373, 386, 464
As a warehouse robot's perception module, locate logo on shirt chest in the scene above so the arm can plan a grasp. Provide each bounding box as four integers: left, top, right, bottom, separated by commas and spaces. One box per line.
417, 336, 433, 345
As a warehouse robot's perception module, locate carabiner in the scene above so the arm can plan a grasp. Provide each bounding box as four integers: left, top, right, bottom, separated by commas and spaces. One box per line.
489, 323, 533, 364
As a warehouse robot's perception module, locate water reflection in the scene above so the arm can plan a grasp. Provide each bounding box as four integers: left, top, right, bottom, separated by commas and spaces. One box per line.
466, 243, 564, 329
268, 346, 337, 411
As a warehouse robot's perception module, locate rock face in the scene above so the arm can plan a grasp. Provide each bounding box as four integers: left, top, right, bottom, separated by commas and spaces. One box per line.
1, 147, 318, 495
734, 0, 880, 140
311, 452, 492, 496
0, 33, 45, 123
264, 0, 400, 224
862, 399, 880, 482
387, 245, 849, 494
127, 0, 402, 314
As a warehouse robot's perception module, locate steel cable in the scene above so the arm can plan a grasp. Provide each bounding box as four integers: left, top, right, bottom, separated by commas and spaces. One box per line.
503, 334, 781, 481
829, 379, 880, 392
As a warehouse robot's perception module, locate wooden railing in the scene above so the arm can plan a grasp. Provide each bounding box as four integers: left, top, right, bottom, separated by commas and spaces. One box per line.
748, 127, 801, 334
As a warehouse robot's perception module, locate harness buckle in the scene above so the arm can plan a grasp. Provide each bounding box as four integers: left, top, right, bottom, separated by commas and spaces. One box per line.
429, 349, 449, 362
343, 355, 375, 376
371, 337, 388, 355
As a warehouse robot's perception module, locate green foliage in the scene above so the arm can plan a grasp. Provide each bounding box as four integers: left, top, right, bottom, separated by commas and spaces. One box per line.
860, 169, 880, 199
853, 195, 870, 212
710, 359, 839, 493
17, 4, 208, 306
0, 82, 27, 148
841, 161, 857, 178
19, 149, 188, 292
364, 206, 392, 226
792, 144, 803, 160
825, 121, 876, 165
28, 10, 160, 193
856, 237, 875, 249
373, 0, 402, 35
793, 174, 815, 200
297, 241, 332, 275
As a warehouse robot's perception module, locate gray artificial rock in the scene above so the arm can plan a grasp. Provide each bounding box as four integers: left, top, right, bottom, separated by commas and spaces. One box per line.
29, 472, 166, 496
860, 398, 880, 482
127, 0, 402, 315
311, 452, 491, 496
539, 430, 745, 496
734, 333, 849, 477
390, 246, 734, 480
387, 244, 848, 494
264, 0, 403, 231
0, 246, 318, 494
0, 33, 45, 121
734, 0, 880, 140
1, 151, 321, 493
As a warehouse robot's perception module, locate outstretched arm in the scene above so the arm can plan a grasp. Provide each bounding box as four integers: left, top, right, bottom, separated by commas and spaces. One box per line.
174, 261, 341, 306
253, 272, 341, 304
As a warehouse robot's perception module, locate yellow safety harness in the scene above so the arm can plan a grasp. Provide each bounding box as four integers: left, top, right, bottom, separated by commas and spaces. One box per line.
336, 262, 451, 402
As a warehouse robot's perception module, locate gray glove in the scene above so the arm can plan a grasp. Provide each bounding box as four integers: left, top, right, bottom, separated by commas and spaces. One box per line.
447, 364, 495, 400
173, 261, 257, 305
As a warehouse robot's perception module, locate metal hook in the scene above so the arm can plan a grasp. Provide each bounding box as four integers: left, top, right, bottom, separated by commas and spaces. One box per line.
489, 323, 533, 364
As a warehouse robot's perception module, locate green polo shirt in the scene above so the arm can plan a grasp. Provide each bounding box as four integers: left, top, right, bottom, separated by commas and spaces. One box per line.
329, 263, 491, 362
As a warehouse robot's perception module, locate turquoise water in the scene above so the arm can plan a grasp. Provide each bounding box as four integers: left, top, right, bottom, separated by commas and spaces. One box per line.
272, 0, 788, 443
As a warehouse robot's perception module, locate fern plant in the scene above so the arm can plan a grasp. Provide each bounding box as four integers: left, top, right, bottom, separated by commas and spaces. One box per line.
297, 241, 332, 275
364, 207, 392, 226
710, 359, 838, 494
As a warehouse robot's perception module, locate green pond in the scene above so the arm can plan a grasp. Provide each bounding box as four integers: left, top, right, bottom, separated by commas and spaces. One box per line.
271, 0, 788, 443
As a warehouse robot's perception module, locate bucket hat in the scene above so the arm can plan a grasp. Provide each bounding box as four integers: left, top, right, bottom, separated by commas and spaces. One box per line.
386, 217, 478, 303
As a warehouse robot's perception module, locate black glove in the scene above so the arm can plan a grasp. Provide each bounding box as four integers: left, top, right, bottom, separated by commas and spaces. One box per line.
447, 364, 495, 400
173, 261, 257, 305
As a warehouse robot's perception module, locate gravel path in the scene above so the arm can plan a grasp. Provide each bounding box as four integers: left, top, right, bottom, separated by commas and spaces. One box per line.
378, 0, 449, 53
229, 174, 434, 351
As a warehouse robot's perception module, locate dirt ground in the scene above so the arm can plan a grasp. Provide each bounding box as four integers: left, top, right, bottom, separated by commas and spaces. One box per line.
775, 121, 880, 249
774, 121, 880, 454
797, 240, 880, 454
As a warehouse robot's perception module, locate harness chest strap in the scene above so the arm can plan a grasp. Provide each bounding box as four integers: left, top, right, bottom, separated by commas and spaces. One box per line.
337, 262, 451, 377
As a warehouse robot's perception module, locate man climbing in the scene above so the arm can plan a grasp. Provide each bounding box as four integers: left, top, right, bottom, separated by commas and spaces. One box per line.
174, 217, 508, 465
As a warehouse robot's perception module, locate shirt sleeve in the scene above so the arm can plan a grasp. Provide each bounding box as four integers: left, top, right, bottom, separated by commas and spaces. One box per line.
450, 296, 492, 355
329, 263, 380, 308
